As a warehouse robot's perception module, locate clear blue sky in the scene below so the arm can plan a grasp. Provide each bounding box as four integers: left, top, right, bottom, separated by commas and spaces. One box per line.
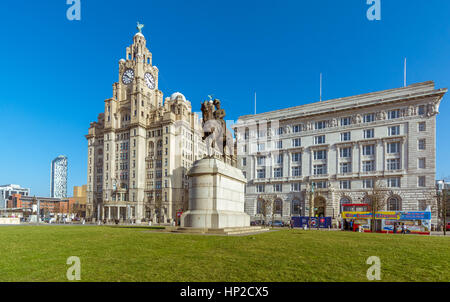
0, 0, 449, 196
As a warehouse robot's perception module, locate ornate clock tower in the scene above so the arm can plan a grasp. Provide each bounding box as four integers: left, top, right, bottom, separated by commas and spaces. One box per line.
86, 23, 206, 224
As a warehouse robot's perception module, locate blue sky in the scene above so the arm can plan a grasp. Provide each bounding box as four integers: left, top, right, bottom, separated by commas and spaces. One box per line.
0, 0, 449, 196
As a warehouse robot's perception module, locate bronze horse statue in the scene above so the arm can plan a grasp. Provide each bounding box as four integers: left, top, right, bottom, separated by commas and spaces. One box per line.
201, 98, 234, 161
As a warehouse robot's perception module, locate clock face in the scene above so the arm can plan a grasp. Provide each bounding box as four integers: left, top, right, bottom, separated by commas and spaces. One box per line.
122, 69, 134, 85
144, 72, 155, 89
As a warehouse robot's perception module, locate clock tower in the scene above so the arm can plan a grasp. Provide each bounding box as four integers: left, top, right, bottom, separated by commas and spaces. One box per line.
86, 24, 207, 224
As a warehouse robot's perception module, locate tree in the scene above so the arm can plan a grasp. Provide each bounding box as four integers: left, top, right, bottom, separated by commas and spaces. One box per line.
257, 198, 272, 227
363, 178, 387, 232
436, 178, 449, 235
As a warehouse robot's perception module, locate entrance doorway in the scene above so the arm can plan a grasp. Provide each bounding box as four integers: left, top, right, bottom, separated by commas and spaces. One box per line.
314, 196, 326, 217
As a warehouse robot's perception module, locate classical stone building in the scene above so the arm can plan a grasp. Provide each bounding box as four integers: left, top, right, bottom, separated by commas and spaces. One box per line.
234, 81, 446, 225
86, 28, 206, 223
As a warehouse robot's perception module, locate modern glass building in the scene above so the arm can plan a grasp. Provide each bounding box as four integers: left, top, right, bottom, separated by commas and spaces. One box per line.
50, 155, 68, 198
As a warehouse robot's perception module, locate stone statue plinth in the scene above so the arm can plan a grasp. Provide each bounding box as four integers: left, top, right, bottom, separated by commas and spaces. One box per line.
181, 157, 250, 229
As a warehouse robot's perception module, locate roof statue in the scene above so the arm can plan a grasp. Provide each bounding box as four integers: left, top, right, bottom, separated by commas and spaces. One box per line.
137, 22, 144, 33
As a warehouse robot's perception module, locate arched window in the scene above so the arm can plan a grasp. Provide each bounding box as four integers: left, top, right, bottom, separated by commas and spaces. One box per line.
292, 199, 301, 215
340, 197, 351, 213
274, 199, 283, 215
257, 199, 264, 214
387, 197, 401, 211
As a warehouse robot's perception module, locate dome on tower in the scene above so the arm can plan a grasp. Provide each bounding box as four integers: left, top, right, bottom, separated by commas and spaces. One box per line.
170, 92, 186, 102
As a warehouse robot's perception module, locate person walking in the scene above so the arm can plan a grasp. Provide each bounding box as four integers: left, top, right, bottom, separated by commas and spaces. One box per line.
393, 222, 398, 234
401, 223, 406, 234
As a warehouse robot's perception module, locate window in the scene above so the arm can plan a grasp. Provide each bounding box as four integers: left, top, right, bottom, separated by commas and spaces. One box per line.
364, 129, 374, 139
363, 179, 373, 189
314, 135, 326, 145
364, 113, 375, 123
387, 142, 400, 154
313, 164, 327, 175
387, 197, 401, 211
313, 181, 327, 189
257, 156, 266, 166
292, 153, 301, 162
340, 147, 352, 158
257, 169, 266, 179
387, 158, 401, 170
341, 117, 352, 126
292, 199, 302, 214
363, 160, 375, 172
362, 145, 375, 156
341, 132, 351, 141
388, 126, 400, 136
418, 176, 426, 187
277, 127, 284, 135
388, 109, 400, 119
275, 141, 283, 149
274, 168, 283, 178
274, 199, 283, 214
418, 105, 425, 115
418, 139, 426, 150
273, 184, 282, 193
276, 154, 283, 164
418, 122, 426, 132
340, 180, 351, 189
315, 121, 326, 130
242, 158, 247, 166
257, 143, 265, 152
387, 177, 401, 188
291, 183, 301, 192
292, 125, 301, 133
340, 162, 352, 174
292, 138, 301, 147
418, 158, 426, 169
256, 185, 265, 193
292, 166, 301, 177
314, 150, 327, 160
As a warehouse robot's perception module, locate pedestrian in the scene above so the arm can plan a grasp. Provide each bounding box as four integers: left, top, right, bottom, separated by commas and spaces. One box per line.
401, 223, 406, 234
349, 220, 354, 232
393, 222, 397, 234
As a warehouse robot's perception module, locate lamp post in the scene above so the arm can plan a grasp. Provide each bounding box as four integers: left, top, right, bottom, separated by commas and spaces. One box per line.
308, 182, 315, 230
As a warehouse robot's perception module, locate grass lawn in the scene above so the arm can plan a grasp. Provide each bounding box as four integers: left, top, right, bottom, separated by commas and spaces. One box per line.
0, 225, 448, 282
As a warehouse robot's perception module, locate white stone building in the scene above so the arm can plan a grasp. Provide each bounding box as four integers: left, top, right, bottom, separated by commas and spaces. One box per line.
86, 28, 207, 223
233, 81, 446, 226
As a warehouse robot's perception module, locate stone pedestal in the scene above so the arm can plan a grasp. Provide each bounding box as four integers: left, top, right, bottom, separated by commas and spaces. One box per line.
181, 157, 250, 229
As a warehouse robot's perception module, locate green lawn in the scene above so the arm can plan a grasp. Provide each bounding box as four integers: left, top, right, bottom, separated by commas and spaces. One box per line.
0, 225, 448, 282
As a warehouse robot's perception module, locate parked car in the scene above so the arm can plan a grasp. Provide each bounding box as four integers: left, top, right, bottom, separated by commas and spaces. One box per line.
446, 222, 450, 231
268, 220, 285, 227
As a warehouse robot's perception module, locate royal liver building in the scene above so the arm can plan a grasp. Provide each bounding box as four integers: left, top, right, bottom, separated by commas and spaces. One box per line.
234, 81, 446, 225
86, 25, 206, 223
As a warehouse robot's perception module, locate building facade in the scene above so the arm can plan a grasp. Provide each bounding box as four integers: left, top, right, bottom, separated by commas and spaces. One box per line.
86, 28, 206, 223
51, 155, 68, 198
234, 81, 446, 226
0, 184, 30, 209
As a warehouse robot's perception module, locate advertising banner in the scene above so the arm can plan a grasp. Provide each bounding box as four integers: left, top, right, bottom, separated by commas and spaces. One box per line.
342, 211, 399, 220
292, 217, 331, 228
399, 211, 431, 220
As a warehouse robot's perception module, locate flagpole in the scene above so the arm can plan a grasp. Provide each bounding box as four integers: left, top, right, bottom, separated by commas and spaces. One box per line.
404, 58, 407, 87
254, 92, 257, 115
320, 73, 322, 102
